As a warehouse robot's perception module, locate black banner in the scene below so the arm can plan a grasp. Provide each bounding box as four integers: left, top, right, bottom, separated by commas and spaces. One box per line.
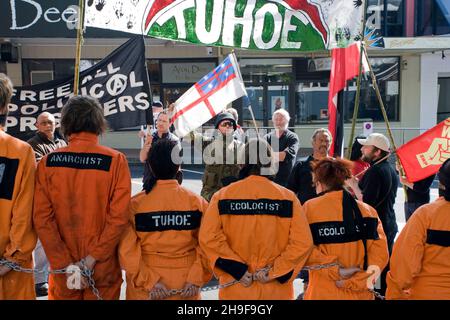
0, 0, 130, 38
6, 36, 152, 140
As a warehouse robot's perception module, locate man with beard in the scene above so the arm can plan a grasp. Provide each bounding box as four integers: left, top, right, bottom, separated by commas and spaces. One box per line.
346, 133, 398, 296
265, 109, 299, 187
287, 128, 332, 204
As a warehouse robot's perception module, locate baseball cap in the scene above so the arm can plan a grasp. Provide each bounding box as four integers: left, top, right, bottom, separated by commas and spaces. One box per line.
357, 133, 390, 152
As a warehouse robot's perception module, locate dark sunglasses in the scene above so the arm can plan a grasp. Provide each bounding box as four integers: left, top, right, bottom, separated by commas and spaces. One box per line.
219, 121, 234, 128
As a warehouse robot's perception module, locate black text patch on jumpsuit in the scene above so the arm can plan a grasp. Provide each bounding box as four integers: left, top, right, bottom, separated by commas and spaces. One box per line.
46, 152, 112, 171
309, 217, 379, 245
135, 211, 202, 232
426, 229, 450, 247
218, 199, 293, 217
0, 156, 19, 200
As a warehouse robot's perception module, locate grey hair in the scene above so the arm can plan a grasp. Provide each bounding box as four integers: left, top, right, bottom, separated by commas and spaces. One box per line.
272, 108, 290, 122
311, 128, 333, 142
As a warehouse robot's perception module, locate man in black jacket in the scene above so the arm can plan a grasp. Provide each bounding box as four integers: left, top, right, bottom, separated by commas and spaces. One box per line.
287, 128, 332, 204
27, 112, 67, 162
346, 133, 398, 296
265, 109, 299, 187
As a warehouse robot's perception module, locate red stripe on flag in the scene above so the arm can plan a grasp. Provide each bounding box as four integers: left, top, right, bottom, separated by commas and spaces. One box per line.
194, 83, 216, 117
170, 74, 237, 124
327, 43, 361, 155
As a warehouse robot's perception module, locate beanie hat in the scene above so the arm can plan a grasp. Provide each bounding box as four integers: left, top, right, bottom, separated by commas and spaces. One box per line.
214, 112, 237, 130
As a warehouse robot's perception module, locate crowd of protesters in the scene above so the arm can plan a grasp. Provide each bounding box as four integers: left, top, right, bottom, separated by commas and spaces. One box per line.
1, 73, 449, 300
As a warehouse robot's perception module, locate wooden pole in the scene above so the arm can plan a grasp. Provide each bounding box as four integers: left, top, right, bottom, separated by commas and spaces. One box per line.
362, 45, 408, 199
346, 0, 368, 159
248, 104, 260, 136
73, 0, 85, 95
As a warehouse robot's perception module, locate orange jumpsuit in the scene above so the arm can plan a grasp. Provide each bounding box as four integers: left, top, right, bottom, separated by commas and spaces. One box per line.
0, 129, 37, 300
386, 197, 450, 300
33, 132, 131, 300
119, 180, 212, 300
199, 175, 313, 300
303, 190, 389, 300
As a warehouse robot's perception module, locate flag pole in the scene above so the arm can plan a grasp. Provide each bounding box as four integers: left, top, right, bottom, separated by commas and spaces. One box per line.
362, 45, 408, 199
346, 0, 368, 159
73, 0, 85, 95
248, 104, 260, 136
231, 49, 258, 135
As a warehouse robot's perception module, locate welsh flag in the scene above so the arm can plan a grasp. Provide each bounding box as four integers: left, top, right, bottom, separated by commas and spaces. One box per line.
170, 53, 247, 137
85, 0, 364, 51
397, 118, 450, 183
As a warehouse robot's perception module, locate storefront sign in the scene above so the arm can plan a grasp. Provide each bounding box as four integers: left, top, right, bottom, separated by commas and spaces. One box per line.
162, 62, 216, 83
0, 0, 127, 38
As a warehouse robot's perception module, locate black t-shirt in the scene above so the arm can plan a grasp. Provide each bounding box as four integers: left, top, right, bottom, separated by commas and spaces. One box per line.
265, 129, 299, 187
358, 159, 399, 237
406, 174, 435, 204
287, 156, 317, 205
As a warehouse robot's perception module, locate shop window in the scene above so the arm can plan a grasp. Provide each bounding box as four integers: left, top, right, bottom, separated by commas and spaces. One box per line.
416, 0, 450, 36
240, 58, 293, 84
438, 78, 450, 123
294, 57, 400, 125
366, 0, 405, 37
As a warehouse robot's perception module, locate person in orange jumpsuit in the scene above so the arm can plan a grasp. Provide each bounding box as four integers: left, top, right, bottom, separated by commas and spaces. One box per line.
199, 138, 314, 300
119, 139, 211, 300
0, 73, 37, 300
386, 158, 450, 300
33, 96, 131, 300
303, 158, 389, 300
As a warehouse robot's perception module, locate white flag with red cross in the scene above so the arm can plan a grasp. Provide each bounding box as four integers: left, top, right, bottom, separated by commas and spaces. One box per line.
170, 53, 247, 137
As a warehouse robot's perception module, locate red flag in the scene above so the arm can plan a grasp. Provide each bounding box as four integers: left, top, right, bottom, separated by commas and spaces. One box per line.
328, 42, 367, 156
397, 118, 450, 183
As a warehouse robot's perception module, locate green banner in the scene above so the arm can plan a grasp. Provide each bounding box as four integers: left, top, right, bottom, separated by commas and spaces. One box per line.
85, 0, 364, 51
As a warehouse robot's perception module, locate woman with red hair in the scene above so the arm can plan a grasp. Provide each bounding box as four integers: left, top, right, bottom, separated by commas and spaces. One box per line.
303, 158, 389, 299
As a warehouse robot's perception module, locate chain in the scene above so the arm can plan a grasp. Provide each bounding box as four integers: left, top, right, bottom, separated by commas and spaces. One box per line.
368, 289, 385, 300
0, 258, 66, 276
165, 266, 272, 297
301, 262, 386, 299
1, 258, 103, 300
2, 258, 385, 300
79, 259, 103, 300
302, 262, 341, 271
